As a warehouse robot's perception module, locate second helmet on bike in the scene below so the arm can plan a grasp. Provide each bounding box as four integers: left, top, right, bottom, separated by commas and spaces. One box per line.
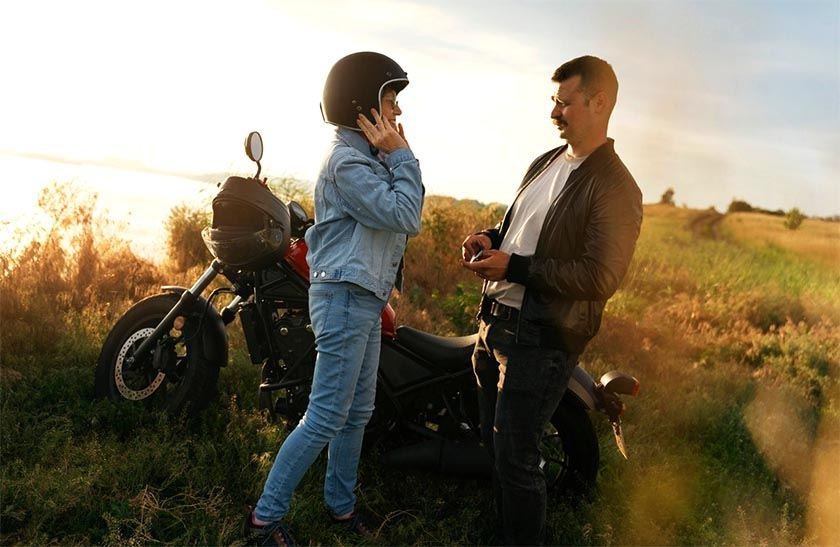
320, 51, 409, 131
201, 176, 291, 270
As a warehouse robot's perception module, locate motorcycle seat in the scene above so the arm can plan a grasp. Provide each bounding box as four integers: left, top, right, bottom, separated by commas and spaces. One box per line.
395, 326, 478, 372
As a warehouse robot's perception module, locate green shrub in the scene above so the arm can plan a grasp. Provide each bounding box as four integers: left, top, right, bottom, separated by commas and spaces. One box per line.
438, 283, 483, 335
784, 208, 805, 230
165, 205, 211, 272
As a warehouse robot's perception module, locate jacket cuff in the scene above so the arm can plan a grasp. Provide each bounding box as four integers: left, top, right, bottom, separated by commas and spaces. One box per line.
383, 147, 415, 167
477, 229, 502, 249
506, 253, 531, 285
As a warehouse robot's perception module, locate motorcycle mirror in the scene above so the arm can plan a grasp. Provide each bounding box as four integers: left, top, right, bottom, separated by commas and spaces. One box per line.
245, 132, 263, 162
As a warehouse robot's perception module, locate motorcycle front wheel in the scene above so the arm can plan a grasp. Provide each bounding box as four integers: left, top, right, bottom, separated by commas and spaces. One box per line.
94, 293, 220, 417
542, 402, 600, 493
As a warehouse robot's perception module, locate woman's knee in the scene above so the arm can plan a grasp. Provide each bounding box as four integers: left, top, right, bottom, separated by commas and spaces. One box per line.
344, 404, 374, 429
300, 405, 349, 439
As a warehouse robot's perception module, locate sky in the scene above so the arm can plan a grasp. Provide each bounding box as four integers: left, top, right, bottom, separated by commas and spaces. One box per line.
1, 0, 838, 217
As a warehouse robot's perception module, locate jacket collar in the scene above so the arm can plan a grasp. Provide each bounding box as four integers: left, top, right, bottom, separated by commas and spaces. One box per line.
336, 127, 378, 160
570, 138, 616, 173
556, 137, 615, 164
502, 137, 618, 240
536, 138, 616, 180
519, 137, 617, 193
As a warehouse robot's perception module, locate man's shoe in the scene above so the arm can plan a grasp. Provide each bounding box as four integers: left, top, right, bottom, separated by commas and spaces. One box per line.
244, 507, 296, 547
330, 510, 377, 537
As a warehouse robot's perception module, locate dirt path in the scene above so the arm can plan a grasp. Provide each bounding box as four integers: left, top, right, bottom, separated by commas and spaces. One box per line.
689, 210, 725, 239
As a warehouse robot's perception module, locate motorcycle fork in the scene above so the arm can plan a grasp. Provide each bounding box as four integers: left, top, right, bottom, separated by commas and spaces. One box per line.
126, 260, 224, 369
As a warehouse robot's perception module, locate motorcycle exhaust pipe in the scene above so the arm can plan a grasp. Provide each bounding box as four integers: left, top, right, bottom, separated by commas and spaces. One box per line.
382, 439, 493, 477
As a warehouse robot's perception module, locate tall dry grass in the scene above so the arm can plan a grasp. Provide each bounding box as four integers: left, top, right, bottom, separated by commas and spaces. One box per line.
394, 195, 505, 335
586, 204, 840, 545
722, 211, 840, 268
0, 183, 164, 361
2, 191, 838, 544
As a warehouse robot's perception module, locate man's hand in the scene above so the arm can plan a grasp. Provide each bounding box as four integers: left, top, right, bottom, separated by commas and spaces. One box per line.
461, 233, 492, 261
357, 108, 409, 153
462, 249, 510, 281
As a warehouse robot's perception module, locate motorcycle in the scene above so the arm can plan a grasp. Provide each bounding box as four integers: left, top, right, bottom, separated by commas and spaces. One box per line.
94, 132, 639, 491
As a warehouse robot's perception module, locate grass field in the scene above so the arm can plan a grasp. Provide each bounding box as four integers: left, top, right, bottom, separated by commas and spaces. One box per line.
2, 194, 838, 545
721, 211, 840, 269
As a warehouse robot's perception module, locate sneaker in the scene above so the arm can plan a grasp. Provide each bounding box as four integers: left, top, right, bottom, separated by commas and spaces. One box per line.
330, 510, 376, 538
244, 507, 296, 547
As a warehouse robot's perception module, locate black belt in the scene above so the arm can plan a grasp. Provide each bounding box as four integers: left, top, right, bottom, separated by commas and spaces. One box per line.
487, 300, 519, 321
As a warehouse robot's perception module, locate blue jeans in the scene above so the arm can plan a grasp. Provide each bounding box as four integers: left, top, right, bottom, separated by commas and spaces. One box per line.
472, 315, 577, 546
255, 281, 386, 522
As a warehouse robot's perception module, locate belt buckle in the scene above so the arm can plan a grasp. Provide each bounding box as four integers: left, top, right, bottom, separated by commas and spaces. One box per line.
491, 301, 512, 321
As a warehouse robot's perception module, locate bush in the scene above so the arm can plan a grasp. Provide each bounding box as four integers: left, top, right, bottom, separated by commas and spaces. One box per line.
784, 208, 805, 231
165, 205, 211, 272
267, 176, 313, 214
728, 199, 754, 213
397, 196, 504, 335
0, 182, 162, 358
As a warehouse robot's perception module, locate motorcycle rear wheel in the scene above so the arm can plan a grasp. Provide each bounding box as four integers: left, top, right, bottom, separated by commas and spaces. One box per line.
543, 402, 600, 493
94, 293, 220, 417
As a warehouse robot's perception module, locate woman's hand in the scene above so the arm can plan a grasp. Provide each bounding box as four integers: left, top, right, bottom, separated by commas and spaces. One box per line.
357, 108, 409, 153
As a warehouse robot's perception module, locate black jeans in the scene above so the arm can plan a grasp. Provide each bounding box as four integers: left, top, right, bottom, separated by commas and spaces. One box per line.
472, 315, 577, 546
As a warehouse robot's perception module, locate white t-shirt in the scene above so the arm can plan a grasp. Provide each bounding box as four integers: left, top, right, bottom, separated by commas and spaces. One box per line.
486, 150, 587, 309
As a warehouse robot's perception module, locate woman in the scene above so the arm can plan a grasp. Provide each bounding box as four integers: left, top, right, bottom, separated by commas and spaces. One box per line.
246, 51, 424, 547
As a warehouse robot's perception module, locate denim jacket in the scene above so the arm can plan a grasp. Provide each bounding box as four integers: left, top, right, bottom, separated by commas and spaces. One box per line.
305, 127, 424, 301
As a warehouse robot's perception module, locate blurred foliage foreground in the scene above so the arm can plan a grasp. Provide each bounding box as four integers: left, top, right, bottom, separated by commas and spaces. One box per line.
1, 186, 839, 545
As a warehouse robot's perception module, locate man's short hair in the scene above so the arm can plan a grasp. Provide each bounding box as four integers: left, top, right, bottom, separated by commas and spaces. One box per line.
552, 56, 618, 108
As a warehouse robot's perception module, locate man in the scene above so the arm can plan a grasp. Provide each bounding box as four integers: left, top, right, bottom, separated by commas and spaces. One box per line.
462, 55, 642, 545
246, 51, 423, 547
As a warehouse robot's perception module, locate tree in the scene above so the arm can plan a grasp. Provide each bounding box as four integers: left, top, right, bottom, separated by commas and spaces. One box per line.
784, 207, 805, 230
659, 187, 675, 206
727, 199, 754, 213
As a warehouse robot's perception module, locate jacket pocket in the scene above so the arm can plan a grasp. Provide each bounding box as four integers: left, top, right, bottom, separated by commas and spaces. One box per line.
546, 299, 603, 353
552, 299, 602, 337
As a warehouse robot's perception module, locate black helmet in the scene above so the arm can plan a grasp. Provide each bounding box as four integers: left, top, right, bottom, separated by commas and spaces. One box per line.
321, 51, 409, 131
201, 176, 291, 269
